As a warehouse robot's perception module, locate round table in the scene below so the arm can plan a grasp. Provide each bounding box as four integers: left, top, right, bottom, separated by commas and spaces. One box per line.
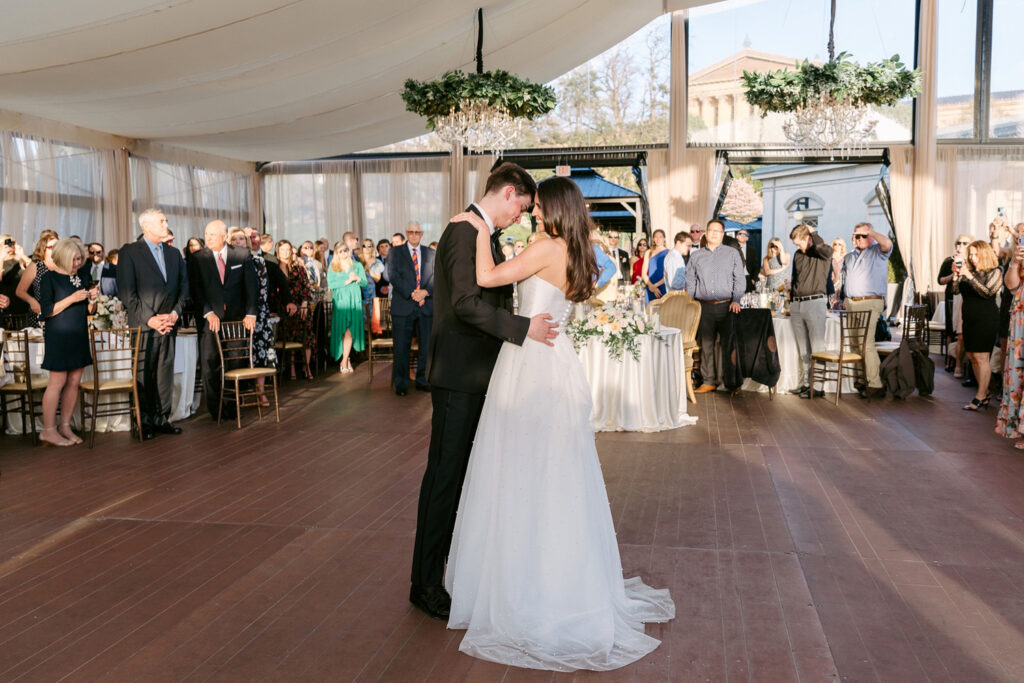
576, 326, 698, 432
2, 330, 199, 435
742, 314, 856, 394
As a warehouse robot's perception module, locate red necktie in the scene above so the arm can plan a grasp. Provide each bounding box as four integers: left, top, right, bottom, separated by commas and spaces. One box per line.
217, 252, 226, 284
412, 247, 420, 287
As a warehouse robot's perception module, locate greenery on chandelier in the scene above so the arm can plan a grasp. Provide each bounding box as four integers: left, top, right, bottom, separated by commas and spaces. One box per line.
402, 70, 557, 129
741, 52, 922, 115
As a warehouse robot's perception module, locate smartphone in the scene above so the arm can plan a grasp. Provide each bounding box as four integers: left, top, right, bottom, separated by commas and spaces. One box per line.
1017, 236, 1024, 248
954, 257, 964, 268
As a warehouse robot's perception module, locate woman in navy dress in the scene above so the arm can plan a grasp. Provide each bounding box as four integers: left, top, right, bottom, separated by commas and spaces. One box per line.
38, 239, 97, 446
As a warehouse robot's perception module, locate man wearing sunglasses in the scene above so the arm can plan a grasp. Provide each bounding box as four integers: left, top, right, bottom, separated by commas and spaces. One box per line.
843, 222, 894, 398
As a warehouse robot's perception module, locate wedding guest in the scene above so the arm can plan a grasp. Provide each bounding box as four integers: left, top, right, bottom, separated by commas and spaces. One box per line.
117, 208, 187, 439
937, 234, 973, 373
429, 241, 438, 250
327, 242, 366, 374
392, 232, 407, 247
736, 229, 760, 293
685, 219, 745, 393
606, 230, 631, 280
788, 224, 833, 398
85, 243, 105, 283
843, 222, 893, 399
184, 237, 204, 258
997, 223, 1021, 391
359, 241, 383, 309
300, 240, 326, 289
689, 224, 705, 250
317, 237, 332, 268
641, 229, 669, 302
98, 249, 119, 296
761, 238, 790, 290
630, 238, 648, 283
161, 230, 175, 248
388, 220, 434, 395
998, 234, 1024, 448
663, 231, 690, 292
955, 240, 1002, 410
513, 240, 526, 256
343, 231, 360, 256
188, 220, 258, 418
375, 239, 392, 296
276, 239, 316, 380
830, 237, 847, 298
501, 242, 514, 260
16, 230, 59, 327
1, 234, 31, 316
591, 230, 619, 302
260, 234, 278, 265
38, 238, 98, 446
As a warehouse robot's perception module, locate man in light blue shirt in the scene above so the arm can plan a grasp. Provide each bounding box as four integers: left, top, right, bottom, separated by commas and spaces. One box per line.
663, 231, 690, 292
842, 222, 893, 398
594, 244, 616, 288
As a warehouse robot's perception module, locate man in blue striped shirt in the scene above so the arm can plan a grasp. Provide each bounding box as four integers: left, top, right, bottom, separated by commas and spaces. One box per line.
685, 220, 746, 393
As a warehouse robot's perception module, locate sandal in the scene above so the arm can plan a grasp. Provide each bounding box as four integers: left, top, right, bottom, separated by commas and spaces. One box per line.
59, 423, 83, 445
963, 397, 990, 411
40, 427, 72, 447
257, 393, 270, 407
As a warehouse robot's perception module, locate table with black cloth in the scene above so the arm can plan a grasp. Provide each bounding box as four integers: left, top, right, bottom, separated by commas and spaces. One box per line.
719, 308, 781, 392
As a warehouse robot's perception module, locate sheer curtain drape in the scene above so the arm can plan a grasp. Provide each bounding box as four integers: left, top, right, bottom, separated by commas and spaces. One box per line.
262, 156, 450, 247
129, 155, 253, 242
646, 147, 716, 238
0, 131, 108, 248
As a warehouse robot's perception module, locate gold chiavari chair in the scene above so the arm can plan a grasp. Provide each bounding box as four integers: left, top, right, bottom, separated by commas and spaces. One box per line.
79, 327, 142, 447
217, 321, 279, 428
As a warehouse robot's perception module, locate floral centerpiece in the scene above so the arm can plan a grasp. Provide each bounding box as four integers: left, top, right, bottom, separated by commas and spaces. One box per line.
565, 303, 662, 362
90, 295, 126, 331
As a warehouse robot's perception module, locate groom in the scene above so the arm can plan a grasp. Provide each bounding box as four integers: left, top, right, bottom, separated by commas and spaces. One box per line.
410, 162, 558, 619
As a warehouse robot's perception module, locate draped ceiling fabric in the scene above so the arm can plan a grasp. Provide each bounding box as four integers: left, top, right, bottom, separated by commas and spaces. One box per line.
0, 0, 710, 162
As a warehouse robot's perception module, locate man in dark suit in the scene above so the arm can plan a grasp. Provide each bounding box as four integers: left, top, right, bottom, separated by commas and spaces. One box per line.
606, 230, 631, 280
409, 162, 558, 620
116, 209, 188, 439
387, 221, 434, 395
187, 219, 258, 419
736, 228, 761, 292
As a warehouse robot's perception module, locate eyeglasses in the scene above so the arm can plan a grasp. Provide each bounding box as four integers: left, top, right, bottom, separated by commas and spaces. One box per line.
738, 233, 748, 237
853, 234, 870, 241
407, 230, 423, 235
89, 249, 102, 255
956, 240, 970, 246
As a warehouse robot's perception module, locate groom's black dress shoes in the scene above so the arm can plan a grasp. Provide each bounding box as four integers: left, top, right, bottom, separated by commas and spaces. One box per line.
154, 421, 182, 435
410, 584, 451, 620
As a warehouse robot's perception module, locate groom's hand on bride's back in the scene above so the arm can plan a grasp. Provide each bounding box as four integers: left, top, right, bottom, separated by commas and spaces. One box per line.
527, 313, 558, 347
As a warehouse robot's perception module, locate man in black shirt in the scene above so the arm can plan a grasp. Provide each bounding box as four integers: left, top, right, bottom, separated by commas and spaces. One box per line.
789, 223, 833, 398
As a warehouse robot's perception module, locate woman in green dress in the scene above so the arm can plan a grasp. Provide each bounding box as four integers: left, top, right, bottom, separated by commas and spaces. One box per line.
326, 241, 366, 374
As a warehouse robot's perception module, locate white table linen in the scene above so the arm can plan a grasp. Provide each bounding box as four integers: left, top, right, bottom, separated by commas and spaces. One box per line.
742, 314, 856, 394
4, 330, 199, 435
577, 326, 698, 432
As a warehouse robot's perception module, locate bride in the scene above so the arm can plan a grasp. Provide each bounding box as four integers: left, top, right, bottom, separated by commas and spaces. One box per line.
444, 177, 674, 672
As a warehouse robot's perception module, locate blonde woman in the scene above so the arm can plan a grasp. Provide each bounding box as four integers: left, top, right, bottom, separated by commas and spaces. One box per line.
38, 239, 98, 446
830, 237, 847, 295
761, 237, 790, 289
955, 240, 1002, 410
326, 241, 366, 373
16, 230, 59, 326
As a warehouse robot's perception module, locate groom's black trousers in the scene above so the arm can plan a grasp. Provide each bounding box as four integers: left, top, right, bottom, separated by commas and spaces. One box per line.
411, 386, 486, 588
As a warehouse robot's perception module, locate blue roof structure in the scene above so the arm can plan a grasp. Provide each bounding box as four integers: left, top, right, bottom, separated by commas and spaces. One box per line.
719, 217, 762, 232
566, 168, 639, 199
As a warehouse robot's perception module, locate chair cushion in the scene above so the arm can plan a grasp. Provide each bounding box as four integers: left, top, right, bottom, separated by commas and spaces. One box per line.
80, 378, 135, 392
275, 341, 303, 350
1, 378, 49, 392
224, 367, 277, 380
812, 351, 863, 362
371, 339, 394, 348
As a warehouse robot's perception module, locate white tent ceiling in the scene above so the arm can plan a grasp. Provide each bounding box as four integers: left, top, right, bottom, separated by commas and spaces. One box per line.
0, 0, 712, 162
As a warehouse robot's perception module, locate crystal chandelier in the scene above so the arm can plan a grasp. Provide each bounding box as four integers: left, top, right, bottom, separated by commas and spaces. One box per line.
782, 95, 878, 159
433, 99, 523, 157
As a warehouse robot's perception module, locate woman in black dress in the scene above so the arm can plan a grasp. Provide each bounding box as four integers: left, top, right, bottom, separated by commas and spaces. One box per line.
15, 230, 58, 328
38, 239, 98, 446
955, 240, 1003, 411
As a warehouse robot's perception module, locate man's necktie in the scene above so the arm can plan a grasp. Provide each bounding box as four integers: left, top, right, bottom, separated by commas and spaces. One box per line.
412, 247, 420, 287
217, 252, 226, 284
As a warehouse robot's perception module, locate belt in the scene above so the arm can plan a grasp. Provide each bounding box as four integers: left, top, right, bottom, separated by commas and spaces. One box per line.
700, 299, 731, 305
792, 294, 826, 302
848, 295, 884, 301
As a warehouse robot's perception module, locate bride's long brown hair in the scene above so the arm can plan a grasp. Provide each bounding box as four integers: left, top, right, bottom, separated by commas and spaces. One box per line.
537, 177, 598, 303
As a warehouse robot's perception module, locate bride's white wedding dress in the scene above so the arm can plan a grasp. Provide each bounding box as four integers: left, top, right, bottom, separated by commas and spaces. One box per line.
445, 275, 675, 672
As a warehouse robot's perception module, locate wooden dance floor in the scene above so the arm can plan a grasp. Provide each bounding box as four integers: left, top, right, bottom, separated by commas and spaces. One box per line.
3, 364, 1024, 681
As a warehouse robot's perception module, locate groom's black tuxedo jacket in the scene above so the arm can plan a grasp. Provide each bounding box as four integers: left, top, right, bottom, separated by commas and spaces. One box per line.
429, 205, 530, 394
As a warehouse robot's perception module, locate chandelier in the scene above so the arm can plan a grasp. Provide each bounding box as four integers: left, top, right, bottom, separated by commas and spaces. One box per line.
433, 99, 523, 156
782, 95, 878, 158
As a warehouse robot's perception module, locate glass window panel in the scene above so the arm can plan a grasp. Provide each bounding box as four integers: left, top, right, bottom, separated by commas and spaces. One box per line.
937, 0, 977, 139
990, 0, 1024, 139
687, 0, 915, 145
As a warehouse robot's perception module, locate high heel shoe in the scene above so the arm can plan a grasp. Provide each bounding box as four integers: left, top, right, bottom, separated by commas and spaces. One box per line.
963, 396, 991, 411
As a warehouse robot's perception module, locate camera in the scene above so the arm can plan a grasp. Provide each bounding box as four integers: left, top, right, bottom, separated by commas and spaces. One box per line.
954, 257, 964, 269
2, 238, 13, 247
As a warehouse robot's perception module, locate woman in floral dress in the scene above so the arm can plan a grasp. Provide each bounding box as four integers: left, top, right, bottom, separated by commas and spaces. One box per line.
276, 240, 316, 380
996, 226, 1024, 448
230, 228, 277, 404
